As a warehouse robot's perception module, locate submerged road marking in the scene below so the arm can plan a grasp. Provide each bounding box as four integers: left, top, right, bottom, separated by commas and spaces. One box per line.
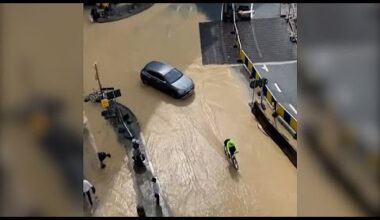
254, 60, 297, 66
274, 83, 282, 93
289, 104, 297, 114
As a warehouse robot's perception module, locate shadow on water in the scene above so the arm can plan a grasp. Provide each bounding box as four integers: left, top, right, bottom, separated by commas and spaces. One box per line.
228, 162, 240, 181
139, 82, 196, 107
222, 149, 240, 181
167, 92, 196, 107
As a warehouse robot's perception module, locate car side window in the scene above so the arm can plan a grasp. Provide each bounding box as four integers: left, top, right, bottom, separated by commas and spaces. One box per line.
157, 74, 166, 82
147, 71, 157, 79
149, 71, 165, 82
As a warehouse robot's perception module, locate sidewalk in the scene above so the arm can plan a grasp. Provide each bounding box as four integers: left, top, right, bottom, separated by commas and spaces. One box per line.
105, 101, 171, 217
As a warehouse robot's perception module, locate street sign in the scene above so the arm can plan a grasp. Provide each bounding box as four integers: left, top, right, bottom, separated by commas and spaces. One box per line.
105, 89, 121, 99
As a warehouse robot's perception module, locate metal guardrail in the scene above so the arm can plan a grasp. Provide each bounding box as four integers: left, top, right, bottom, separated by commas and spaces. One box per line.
232, 4, 242, 50
231, 6, 297, 134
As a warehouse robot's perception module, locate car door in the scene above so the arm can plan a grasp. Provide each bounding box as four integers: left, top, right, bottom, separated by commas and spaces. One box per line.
146, 70, 160, 87
149, 71, 167, 91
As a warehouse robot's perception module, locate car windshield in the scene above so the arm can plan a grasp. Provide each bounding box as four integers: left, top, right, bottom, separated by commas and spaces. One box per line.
165, 68, 183, 84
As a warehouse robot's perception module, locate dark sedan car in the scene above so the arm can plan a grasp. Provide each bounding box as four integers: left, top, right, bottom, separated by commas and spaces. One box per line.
140, 61, 194, 99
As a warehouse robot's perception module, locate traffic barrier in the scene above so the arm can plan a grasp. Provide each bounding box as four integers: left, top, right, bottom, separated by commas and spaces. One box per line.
231, 9, 297, 134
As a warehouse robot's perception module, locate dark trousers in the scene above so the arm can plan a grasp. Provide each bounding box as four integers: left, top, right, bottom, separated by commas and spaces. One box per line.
154, 193, 159, 205
85, 191, 93, 207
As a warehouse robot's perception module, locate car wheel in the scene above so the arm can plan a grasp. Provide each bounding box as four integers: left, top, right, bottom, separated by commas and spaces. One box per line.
142, 79, 148, 85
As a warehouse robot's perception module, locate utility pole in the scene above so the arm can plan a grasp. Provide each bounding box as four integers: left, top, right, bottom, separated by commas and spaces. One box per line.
94, 62, 103, 91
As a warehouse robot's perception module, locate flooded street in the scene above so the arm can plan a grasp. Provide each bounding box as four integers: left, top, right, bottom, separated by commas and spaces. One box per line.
83, 111, 137, 216
83, 3, 296, 216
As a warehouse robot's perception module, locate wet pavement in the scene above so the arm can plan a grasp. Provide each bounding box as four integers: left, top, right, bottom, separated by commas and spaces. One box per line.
83, 3, 296, 216
254, 61, 297, 118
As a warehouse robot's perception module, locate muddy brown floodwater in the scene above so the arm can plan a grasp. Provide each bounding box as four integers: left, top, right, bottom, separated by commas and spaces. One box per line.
83, 3, 296, 216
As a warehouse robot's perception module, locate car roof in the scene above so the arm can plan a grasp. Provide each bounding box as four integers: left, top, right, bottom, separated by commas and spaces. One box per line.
144, 61, 174, 76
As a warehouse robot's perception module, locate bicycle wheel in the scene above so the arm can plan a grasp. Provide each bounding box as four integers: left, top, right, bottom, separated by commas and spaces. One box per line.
232, 157, 239, 170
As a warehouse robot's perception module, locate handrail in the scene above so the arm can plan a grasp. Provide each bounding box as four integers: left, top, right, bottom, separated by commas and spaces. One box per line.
232, 3, 242, 50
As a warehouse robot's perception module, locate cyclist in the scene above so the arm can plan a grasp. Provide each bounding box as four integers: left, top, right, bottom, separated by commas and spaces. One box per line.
224, 138, 238, 158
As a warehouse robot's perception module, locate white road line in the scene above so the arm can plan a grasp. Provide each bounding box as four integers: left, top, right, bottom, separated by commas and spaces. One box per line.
262, 64, 268, 72
289, 104, 297, 114
220, 4, 224, 21
274, 83, 282, 93
189, 5, 193, 13
254, 60, 297, 66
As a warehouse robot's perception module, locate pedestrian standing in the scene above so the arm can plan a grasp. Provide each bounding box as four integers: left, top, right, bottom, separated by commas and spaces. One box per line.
83, 179, 96, 208
136, 205, 146, 217
151, 177, 160, 205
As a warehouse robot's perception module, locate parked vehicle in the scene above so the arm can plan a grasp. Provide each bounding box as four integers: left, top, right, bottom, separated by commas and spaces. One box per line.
140, 61, 194, 99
